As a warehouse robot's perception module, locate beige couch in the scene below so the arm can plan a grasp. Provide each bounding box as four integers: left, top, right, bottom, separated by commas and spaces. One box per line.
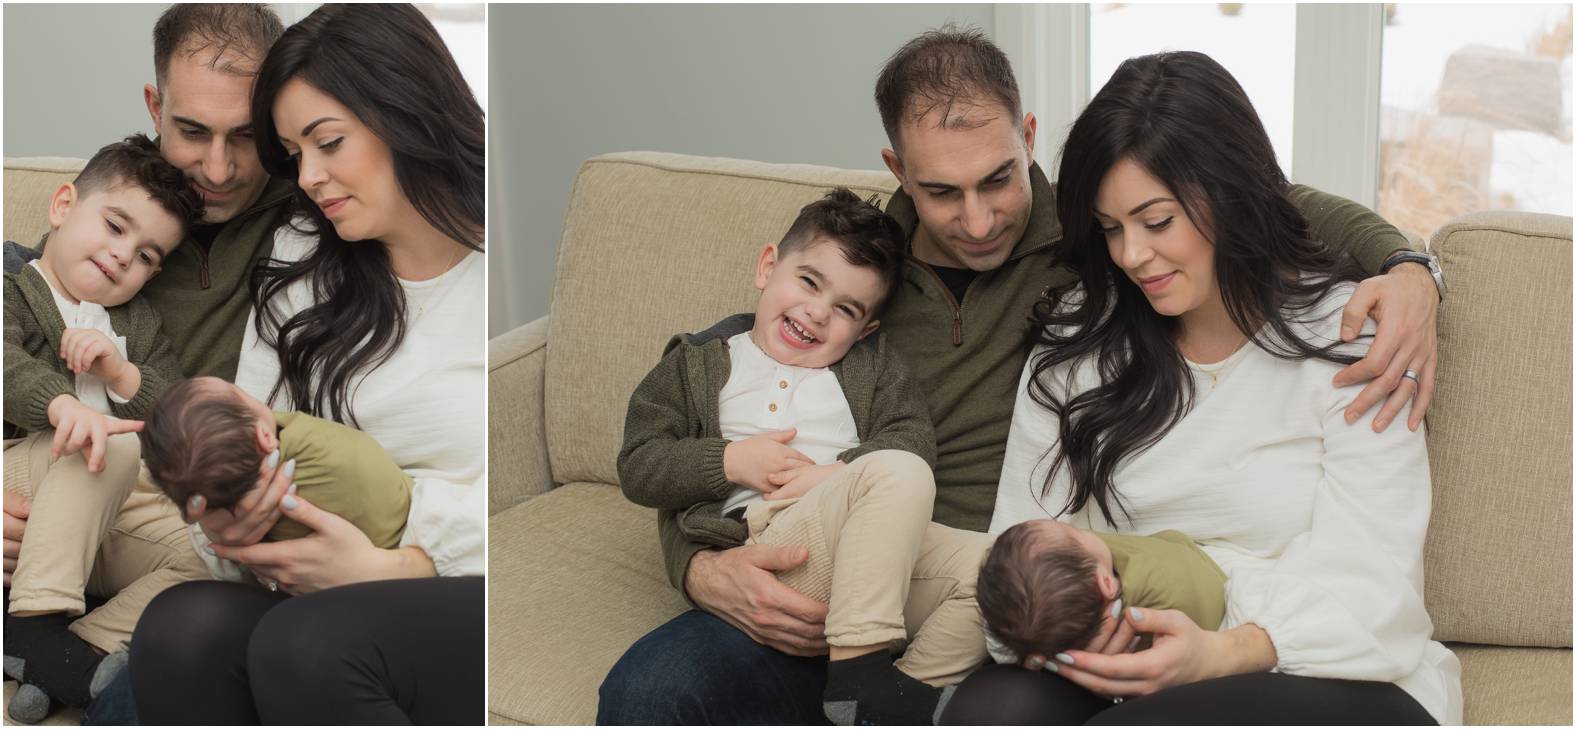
488, 151, 1573, 725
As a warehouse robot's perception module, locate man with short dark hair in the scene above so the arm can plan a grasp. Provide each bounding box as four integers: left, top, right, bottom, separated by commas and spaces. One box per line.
4, 6, 296, 723
600, 25, 1443, 724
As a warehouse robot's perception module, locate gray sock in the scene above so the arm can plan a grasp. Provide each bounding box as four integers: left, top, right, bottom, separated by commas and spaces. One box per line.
3, 655, 24, 682
89, 651, 128, 699
8, 683, 52, 724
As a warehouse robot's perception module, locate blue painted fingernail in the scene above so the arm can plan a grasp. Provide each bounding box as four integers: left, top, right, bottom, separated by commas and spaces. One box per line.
266, 450, 280, 469
1044, 660, 1060, 674
282, 494, 298, 510
1055, 653, 1075, 665
288, 483, 298, 495
282, 459, 296, 478
1111, 598, 1124, 619
203, 545, 215, 555
1129, 607, 1144, 621
190, 494, 205, 510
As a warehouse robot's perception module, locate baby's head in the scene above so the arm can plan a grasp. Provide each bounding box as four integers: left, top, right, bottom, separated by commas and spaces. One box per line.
41, 134, 203, 307
748, 188, 906, 369
977, 519, 1122, 661
142, 377, 279, 520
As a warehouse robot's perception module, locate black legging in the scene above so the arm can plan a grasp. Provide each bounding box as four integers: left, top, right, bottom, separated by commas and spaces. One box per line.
129, 577, 483, 725
939, 663, 1437, 725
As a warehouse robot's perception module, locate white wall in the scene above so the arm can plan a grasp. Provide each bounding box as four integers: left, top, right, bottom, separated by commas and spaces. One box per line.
487, 4, 997, 337
2, 4, 320, 159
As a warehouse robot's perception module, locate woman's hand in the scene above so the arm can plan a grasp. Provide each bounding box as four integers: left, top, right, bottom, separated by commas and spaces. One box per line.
1047, 608, 1276, 699
210, 492, 436, 595
187, 451, 292, 547
1021, 597, 1137, 671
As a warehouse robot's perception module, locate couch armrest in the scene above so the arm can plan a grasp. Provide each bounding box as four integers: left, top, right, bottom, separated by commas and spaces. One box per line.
489, 316, 553, 514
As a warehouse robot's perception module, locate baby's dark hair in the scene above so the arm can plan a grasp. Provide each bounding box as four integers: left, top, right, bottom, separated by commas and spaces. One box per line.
977, 521, 1107, 660
141, 378, 265, 520
777, 188, 907, 317
74, 134, 205, 235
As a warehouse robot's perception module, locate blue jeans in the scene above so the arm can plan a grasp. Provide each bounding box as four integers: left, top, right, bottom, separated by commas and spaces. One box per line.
597, 610, 829, 725
81, 666, 136, 726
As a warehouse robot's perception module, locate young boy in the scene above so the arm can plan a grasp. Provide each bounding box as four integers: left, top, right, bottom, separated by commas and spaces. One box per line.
619, 189, 995, 725
3, 133, 207, 720
977, 519, 1227, 666
141, 376, 412, 548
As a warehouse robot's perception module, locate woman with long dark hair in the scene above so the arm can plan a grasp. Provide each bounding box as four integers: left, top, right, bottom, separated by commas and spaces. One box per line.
941, 52, 1460, 724
128, 5, 484, 723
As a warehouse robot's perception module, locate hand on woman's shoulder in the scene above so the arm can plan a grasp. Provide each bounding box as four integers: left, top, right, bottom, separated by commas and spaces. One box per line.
1279, 278, 1373, 359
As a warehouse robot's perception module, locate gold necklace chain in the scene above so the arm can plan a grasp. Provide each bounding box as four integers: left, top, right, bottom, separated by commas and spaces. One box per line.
409, 246, 469, 322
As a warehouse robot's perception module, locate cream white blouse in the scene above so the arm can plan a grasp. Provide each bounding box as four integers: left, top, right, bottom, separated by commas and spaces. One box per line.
990, 283, 1462, 724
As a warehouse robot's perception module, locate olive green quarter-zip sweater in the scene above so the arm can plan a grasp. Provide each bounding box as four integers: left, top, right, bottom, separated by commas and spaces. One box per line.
879, 162, 1413, 533
39, 176, 296, 382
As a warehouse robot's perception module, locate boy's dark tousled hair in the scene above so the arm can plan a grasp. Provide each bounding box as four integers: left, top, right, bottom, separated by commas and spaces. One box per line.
874, 24, 1023, 151
141, 378, 266, 521
152, 3, 284, 90
74, 134, 204, 233
778, 188, 907, 317
977, 522, 1107, 661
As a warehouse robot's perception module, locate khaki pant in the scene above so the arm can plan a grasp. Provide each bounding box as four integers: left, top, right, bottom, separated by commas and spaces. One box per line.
744, 450, 996, 686
4, 432, 209, 653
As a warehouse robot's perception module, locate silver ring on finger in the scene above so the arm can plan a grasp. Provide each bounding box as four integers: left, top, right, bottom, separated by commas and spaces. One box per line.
265, 578, 279, 592
1402, 369, 1420, 384
1112, 696, 1125, 705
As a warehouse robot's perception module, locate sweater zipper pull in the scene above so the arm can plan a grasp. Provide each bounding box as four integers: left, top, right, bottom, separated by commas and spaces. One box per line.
200, 258, 211, 289
952, 311, 962, 346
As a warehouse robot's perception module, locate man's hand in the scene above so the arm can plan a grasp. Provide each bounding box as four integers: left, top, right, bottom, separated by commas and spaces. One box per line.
723, 429, 814, 495
1333, 263, 1439, 432
60, 328, 139, 399
46, 394, 143, 473
3, 491, 30, 587
187, 450, 293, 547
685, 545, 829, 656
762, 462, 844, 501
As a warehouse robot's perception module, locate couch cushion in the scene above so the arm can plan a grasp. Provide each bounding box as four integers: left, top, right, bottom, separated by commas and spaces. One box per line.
1450, 643, 1572, 725
544, 152, 897, 487
1425, 211, 1572, 647
4, 157, 85, 246
488, 482, 688, 725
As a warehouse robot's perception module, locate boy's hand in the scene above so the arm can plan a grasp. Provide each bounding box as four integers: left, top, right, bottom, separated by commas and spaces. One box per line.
723, 429, 814, 494
762, 462, 844, 501
45, 394, 143, 473
60, 328, 139, 398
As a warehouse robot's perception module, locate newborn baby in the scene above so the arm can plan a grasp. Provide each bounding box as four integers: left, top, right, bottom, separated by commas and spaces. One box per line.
978, 519, 1227, 662
141, 376, 411, 547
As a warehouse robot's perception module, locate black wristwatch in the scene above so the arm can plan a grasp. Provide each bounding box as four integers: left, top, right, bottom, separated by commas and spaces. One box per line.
1380, 250, 1445, 300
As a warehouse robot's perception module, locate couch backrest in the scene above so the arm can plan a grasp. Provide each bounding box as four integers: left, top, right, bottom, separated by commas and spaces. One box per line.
544, 152, 895, 487
4, 157, 84, 246
1424, 210, 1572, 647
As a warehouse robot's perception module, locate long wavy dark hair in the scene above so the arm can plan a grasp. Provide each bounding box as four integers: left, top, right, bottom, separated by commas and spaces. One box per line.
249, 4, 484, 425
1032, 51, 1367, 527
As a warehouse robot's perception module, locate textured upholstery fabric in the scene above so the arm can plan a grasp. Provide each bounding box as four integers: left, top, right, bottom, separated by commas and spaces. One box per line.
1451, 643, 1573, 725
1425, 211, 1573, 647
487, 482, 685, 726
4, 158, 84, 246
489, 316, 553, 514
543, 152, 896, 488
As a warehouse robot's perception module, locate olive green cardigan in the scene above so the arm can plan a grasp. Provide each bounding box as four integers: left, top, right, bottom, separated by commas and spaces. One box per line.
3, 252, 182, 433
618, 314, 935, 599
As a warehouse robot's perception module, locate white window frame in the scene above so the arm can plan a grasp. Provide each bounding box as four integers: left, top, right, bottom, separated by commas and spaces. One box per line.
999, 3, 1386, 207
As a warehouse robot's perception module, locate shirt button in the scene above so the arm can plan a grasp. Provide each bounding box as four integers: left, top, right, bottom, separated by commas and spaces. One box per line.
778, 380, 788, 390
768, 403, 778, 413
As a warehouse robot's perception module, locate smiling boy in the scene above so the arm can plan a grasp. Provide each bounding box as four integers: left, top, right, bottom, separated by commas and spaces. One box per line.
618, 189, 996, 724
3, 133, 209, 720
